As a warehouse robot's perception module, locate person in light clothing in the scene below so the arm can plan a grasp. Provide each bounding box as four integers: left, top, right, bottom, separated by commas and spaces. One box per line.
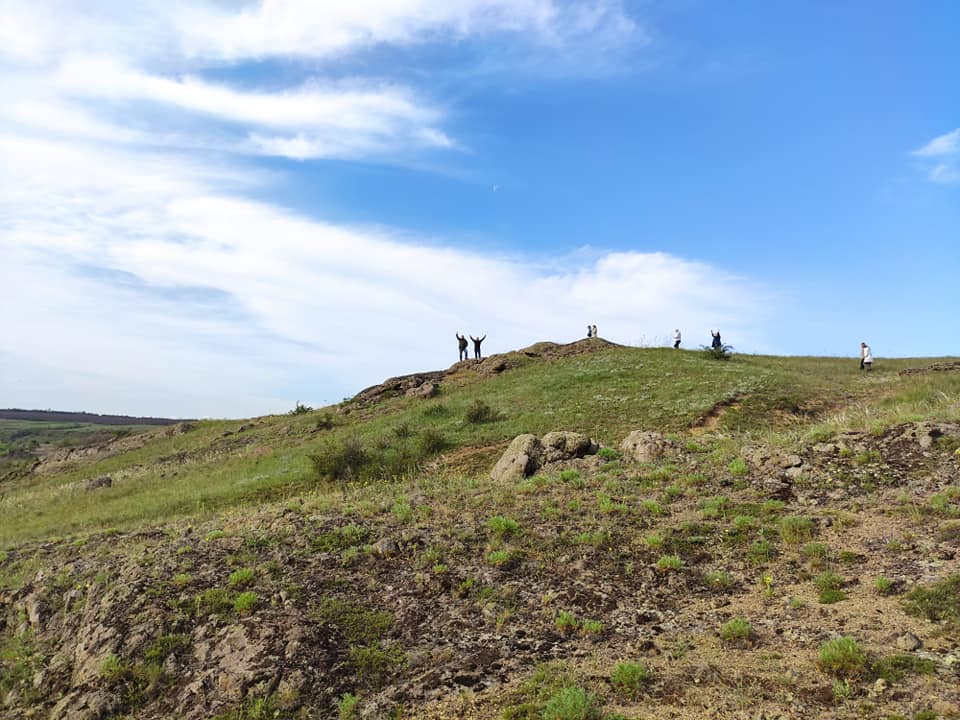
673, 329, 681, 349
860, 342, 873, 371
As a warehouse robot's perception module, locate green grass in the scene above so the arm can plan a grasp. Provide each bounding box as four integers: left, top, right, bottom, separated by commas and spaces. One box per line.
818, 637, 868, 679
1, 348, 957, 544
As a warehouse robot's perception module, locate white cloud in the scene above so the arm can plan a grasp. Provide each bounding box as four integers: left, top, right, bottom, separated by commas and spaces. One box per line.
929, 163, 960, 184
0, 135, 771, 417
912, 128, 960, 185
177, 0, 637, 61
913, 128, 960, 157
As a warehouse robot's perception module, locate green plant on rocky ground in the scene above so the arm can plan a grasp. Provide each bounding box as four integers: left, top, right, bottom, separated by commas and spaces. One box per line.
609, 661, 651, 699
814, 571, 847, 604
902, 575, 960, 627
233, 591, 258, 614
703, 569, 733, 590
540, 686, 601, 720
486, 515, 520, 537
338, 692, 360, 720
719, 617, 754, 645
655, 555, 684, 572
818, 637, 868, 679
555, 611, 579, 634
779, 515, 815, 545
228, 567, 255, 587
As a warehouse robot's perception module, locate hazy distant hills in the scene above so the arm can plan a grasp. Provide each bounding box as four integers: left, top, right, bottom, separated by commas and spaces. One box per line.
0, 408, 191, 426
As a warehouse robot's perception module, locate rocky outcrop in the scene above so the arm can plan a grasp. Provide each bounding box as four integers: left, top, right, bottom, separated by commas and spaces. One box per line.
490, 434, 542, 482
619, 431, 676, 464
490, 431, 599, 481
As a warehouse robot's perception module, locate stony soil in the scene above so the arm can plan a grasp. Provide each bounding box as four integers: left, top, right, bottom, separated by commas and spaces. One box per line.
2, 420, 959, 720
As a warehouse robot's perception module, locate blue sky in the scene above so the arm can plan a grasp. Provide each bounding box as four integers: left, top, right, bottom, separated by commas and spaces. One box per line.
0, 1, 957, 418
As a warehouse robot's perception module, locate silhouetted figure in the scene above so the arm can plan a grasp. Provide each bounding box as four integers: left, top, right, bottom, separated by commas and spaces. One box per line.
673, 329, 681, 349
591, 324, 598, 338
587, 325, 593, 338
860, 342, 873, 371
457, 333, 468, 361
711, 330, 722, 349
470, 334, 486, 360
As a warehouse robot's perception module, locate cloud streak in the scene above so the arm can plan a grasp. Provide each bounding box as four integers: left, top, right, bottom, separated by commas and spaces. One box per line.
1, 135, 771, 417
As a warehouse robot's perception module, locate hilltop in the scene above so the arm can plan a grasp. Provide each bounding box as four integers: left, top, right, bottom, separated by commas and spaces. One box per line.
1, 342, 959, 720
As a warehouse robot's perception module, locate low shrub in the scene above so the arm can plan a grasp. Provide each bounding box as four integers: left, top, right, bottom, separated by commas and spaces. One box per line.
540, 686, 601, 720
610, 661, 651, 699
818, 637, 867, 678
465, 399, 500, 424
902, 575, 960, 627
719, 617, 754, 645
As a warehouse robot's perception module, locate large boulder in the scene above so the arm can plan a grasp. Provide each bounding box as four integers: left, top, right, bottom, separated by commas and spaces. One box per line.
540, 431, 599, 464
490, 434, 541, 482
491, 431, 600, 481
619, 431, 676, 464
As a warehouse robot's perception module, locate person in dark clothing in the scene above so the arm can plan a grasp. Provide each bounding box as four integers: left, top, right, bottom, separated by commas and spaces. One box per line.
456, 333, 468, 361
470, 334, 486, 360
711, 330, 722, 349
587, 325, 593, 338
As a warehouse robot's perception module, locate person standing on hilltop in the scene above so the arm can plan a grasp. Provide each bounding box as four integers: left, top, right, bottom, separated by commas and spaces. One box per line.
673, 328, 682, 349
457, 333, 468, 361
470, 334, 486, 360
711, 330, 722, 349
587, 325, 593, 338
591, 324, 598, 338
860, 342, 873, 371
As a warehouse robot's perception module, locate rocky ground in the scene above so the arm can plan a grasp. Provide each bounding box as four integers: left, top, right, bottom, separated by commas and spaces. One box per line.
2, 416, 959, 719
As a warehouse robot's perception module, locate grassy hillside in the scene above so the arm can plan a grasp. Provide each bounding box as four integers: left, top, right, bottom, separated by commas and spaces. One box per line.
2, 346, 956, 546
1, 343, 959, 720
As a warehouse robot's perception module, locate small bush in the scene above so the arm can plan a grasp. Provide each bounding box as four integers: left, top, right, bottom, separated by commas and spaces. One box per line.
338, 692, 360, 720
310, 438, 369, 484
422, 402, 448, 417
559, 469, 581, 482
747, 540, 773, 564
655, 555, 683, 572
99, 653, 127, 683
555, 610, 579, 634
465, 399, 500, 424
610, 661, 651, 699
874, 576, 894, 595
813, 571, 845, 592
228, 568, 255, 587
779, 515, 815, 545
719, 617, 754, 645
727, 458, 748, 476
311, 524, 369, 552
487, 549, 516, 567
581, 619, 603, 635
418, 428, 447, 454
540, 686, 601, 720
289, 401, 313, 415
818, 637, 867, 678
233, 591, 258, 614
704, 569, 733, 590
597, 447, 619, 460
486, 515, 520, 536
802, 542, 829, 563
902, 575, 960, 626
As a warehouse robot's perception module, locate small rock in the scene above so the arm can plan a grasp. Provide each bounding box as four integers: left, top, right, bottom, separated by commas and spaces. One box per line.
84, 475, 112, 490
619, 431, 676, 464
895, 632, 922, 651
372, 539, 400, 557
490, 434, 541, 481
873, 678, 888, 694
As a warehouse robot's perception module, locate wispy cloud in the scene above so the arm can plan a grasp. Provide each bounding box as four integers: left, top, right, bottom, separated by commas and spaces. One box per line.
0, 134, 771, 416
913, 128, 960, 157
176, 0, 638, 61
912, 128, 960, 184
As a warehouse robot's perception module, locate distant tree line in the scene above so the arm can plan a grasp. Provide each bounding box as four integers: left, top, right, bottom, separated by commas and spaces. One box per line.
0, 409, 191, 426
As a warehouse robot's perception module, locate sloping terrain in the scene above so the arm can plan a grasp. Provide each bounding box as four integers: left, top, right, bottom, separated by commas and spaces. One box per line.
2, 344, 959, 720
